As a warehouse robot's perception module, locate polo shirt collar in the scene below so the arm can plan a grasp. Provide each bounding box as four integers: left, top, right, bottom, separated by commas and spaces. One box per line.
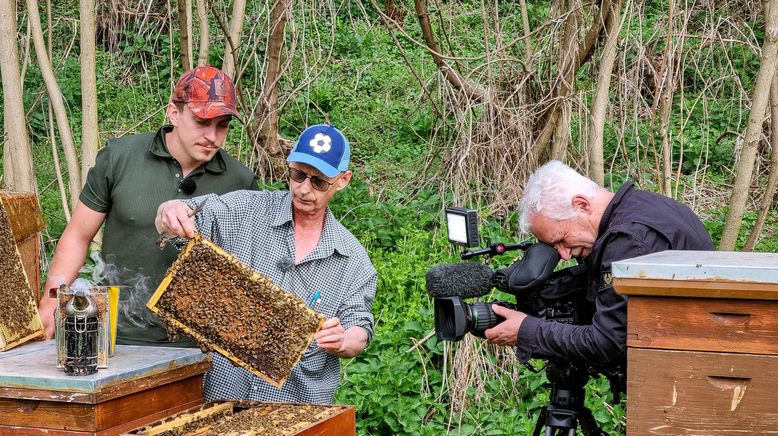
598, 180, 634, 237
273, 193, 352, 256
147, 125, 227, 173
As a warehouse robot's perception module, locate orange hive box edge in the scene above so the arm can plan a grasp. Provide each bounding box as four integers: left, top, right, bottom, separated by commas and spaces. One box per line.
147, 234, 325, 387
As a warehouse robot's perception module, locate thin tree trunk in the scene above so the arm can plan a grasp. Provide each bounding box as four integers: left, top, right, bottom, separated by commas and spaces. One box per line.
258, 0, 288, 155
47, 0, 69, 218
80, 0, 99, 186
657, 0, 677, 197
550, 0, 579, 159
0, 0, 36, 192
532, 0, 611, 161
50, 104, 71, 222
196, 0, 209, 66
519, 0, 534, 64
29, 0, 83, 201
178, 0, 192, 71
744, 69, 778, 250
414, 0, 490, 103
588, 0, 622, 186
221, 0, 245, 78
720, 0, 778, 250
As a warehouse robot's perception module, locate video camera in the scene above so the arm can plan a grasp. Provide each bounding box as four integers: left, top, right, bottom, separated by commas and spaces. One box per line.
427, 207, 593, 342
427, 207, 616, 436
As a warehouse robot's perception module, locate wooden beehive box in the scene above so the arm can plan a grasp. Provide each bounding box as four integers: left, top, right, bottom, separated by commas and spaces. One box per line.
0, 192, 45, 351
147, 235, 325, 388
613, 250, 778, 434
124, 401, 355, 435
0, 342, 210, 435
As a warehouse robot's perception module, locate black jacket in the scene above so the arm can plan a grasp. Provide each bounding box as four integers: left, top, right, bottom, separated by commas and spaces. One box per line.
516, 182, 714, 367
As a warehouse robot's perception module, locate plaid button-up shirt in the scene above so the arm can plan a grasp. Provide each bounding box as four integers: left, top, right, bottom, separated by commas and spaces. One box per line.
186, 190, 376, 403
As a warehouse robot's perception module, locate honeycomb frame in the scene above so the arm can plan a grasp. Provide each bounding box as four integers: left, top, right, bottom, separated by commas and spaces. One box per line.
148, 235, 325, 388
0, 194, 44, 351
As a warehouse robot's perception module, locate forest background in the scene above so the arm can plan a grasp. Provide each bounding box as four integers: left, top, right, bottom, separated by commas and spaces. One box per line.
1, 0, 777, 434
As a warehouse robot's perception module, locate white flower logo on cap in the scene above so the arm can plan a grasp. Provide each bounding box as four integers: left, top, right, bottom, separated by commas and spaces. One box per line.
309, 133, 332, 153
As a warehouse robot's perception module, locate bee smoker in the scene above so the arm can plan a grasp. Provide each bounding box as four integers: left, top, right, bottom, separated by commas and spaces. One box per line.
61, 289, 100, 375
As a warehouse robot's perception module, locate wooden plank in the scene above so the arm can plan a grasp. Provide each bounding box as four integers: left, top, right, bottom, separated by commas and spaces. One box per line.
627, 296, 778, 354
0, 375, 203, 432
613, 277, 778, 300
627, 348, 778, 434
298, 406, 355, 436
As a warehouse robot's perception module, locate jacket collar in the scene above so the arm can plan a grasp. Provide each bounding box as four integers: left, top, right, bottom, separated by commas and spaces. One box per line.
598, 181, 634, 237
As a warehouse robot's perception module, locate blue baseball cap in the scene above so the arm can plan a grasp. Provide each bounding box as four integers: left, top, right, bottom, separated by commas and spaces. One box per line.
287, 124, 350, 178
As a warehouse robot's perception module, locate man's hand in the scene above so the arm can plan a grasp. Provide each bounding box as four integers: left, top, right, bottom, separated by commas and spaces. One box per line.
484, 304, 527, 346
314, 317, 368, 358
39, 294, 57, 339
155, 200, 196, 238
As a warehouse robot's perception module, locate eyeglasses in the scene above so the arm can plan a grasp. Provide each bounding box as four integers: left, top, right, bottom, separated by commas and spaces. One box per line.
288, 167, 336, 192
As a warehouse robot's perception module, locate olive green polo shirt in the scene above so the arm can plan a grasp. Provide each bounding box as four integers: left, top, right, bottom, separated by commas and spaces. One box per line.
80, 125, 258, 346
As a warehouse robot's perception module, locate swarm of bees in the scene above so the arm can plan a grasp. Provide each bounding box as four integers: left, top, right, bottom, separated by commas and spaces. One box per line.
148, 235, 324, 387
0, 199, 43, 351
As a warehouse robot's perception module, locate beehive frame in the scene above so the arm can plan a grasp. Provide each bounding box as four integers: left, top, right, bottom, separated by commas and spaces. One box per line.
148, 235, 325, 388
0, 194, 44, 351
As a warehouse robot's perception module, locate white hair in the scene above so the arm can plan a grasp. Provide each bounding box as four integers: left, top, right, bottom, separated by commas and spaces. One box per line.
519, 160, 601, 233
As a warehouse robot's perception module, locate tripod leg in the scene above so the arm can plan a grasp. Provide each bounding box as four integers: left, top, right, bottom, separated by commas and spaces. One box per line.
578, 407, 605, 436
532, 406, 549, 436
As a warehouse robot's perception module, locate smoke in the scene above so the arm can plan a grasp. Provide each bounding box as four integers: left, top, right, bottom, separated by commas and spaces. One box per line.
83, 251, 162, 329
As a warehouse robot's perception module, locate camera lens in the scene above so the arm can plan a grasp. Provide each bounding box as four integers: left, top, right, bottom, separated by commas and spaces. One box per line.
468, 302, 501, 337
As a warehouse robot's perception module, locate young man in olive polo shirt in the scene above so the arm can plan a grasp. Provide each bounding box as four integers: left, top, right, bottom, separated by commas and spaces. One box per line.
38, 65, 258, 346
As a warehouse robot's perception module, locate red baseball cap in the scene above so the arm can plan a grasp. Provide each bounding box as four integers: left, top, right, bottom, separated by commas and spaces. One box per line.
172, 65, 240, 121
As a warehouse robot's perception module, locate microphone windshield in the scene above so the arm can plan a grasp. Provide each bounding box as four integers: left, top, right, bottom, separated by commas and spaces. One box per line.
425, 262, 494, 298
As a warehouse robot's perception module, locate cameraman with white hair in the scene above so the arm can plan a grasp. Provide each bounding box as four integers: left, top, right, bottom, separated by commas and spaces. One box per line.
484, 160, 714, 368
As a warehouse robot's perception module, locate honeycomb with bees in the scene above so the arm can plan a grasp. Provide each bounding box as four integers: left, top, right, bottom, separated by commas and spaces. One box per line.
0, 194, 44, 351
147, 235, 325, 387
127, 401, 353, 435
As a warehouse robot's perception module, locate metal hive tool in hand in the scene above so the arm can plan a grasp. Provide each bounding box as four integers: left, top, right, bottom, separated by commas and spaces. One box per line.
147, 234, 325, 388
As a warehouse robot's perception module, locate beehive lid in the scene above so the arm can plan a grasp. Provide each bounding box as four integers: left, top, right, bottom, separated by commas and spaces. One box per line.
612, 250, 778, 283
612, 250, 778, 300
147, 235, 325, 388
0, 341, 209, 402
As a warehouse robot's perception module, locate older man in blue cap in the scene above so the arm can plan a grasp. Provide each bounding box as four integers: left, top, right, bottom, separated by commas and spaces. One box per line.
154, 124, 376, 404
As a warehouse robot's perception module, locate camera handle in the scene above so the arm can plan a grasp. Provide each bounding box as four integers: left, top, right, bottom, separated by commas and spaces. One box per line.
460, 241, 532, 260
530, 360, 605, 436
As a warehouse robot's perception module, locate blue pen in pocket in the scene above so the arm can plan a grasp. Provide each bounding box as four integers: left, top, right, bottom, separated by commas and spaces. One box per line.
308, 290, 322, 308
